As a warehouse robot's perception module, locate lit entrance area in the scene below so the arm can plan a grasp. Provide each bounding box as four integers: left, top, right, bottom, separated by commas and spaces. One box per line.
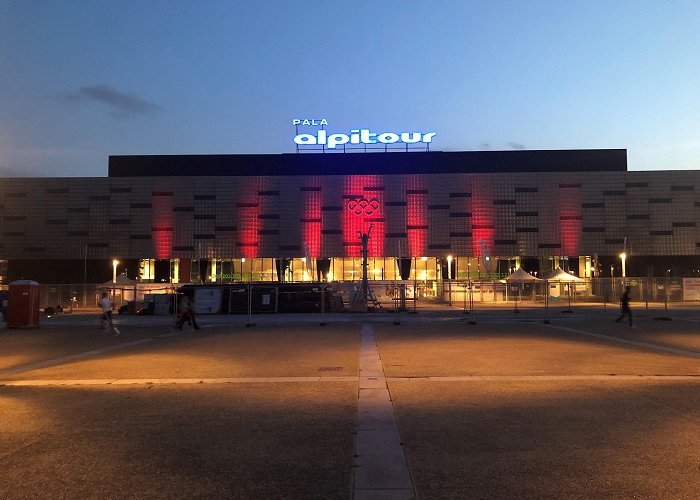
135, 256, 595, 284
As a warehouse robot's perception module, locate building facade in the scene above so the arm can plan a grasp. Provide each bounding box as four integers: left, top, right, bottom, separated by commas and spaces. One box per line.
2, 149, 700, 284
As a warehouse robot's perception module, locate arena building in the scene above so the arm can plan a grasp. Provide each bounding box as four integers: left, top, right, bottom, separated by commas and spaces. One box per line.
1, 148, 700, 286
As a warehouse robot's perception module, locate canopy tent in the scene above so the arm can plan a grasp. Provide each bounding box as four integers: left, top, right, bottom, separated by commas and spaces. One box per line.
100, 273, 136, 287
543, 267, 582, 299
503, 267, 541, 303
99, 273, 138, 306
541, 267, 581, 281
504, 268, 541, 282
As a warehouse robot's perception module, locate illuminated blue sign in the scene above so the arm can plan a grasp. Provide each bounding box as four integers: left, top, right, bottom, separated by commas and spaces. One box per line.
293, 119, 328, 126
292, 119, 436, 150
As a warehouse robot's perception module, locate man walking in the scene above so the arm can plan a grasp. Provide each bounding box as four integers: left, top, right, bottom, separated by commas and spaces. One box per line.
615, 285, 633, 327
175, 295, 200, 330
99, 292, 120, 336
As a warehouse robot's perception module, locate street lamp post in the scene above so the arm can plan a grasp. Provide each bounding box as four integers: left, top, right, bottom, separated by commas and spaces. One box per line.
610, 264, 615, 303
112, 259, 119, 284
620, 252, 627, 280
464, 259, 472, 315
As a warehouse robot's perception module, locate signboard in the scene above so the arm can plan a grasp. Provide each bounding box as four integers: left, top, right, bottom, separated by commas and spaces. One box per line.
194, 288, 222, 314
682, 278, 700, 301
293, 119, 436, 150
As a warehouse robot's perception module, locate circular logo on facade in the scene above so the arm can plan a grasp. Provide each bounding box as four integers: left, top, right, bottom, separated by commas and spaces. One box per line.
347, 197, 380, 216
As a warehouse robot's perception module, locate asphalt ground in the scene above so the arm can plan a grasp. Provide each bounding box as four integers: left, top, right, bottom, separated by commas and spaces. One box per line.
0, 306, 698, 499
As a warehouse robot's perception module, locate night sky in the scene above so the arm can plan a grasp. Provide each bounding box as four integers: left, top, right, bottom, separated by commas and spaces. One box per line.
1, 0, 699, 176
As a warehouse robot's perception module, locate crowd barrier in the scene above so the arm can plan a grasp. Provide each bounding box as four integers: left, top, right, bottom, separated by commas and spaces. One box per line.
12, 277, 697, 315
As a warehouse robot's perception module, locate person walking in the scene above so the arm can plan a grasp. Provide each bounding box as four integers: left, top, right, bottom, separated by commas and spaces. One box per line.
615, 285, 633, 327
99, 292, 120, 336
175, 295, 200, 330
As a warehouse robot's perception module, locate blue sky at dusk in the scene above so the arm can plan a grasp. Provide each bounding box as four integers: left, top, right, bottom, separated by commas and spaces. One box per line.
1, 0, 699, 176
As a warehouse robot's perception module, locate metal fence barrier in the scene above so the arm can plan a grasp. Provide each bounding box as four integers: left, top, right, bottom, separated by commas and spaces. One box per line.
21, 277, 693, 315
436, 277, 686, 306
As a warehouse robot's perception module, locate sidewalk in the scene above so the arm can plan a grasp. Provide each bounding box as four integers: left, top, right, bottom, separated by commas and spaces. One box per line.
1, 314, 698, 499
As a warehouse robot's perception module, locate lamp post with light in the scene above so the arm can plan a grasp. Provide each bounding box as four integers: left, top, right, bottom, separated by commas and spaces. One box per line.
619, 252, 627, 280
465, 259, 473, 315
111, 259, 119, 308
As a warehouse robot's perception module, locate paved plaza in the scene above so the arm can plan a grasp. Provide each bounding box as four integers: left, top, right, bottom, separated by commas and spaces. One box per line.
0, 305, 698, 499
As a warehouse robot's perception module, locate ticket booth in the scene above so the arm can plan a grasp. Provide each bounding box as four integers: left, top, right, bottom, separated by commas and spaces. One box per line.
8, 280, 40, 328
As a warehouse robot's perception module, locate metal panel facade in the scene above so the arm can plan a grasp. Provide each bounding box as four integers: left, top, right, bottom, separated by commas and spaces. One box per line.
2, 169, 700, 260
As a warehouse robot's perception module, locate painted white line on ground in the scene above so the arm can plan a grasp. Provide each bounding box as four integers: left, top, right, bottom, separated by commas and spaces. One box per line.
3, 375, 698, 387
387, 375, 699, 382
353, 324, 414, 500
0, 377, 359, 387
545, 324, 700, 358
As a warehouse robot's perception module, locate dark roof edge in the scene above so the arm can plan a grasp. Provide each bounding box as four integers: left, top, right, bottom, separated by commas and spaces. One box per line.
108, 149, 627, 177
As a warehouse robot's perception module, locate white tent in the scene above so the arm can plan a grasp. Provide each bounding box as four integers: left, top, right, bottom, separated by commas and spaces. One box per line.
542, 267, 581, 281
504, 268, 541, 282
542, 267, 582, 299
503, 268, 541, 302
100, 273, 137, 306
100, 273, 136, 286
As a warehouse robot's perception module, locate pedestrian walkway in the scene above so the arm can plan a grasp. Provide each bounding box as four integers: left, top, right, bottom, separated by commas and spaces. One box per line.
354, 324, 414, 499
1, 312, 698, 498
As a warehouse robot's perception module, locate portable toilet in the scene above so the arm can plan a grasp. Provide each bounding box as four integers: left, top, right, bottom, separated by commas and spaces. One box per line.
8, 280, 41, 328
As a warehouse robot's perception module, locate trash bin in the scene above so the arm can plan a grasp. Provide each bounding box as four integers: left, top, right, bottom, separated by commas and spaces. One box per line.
8, 280, 41, 328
